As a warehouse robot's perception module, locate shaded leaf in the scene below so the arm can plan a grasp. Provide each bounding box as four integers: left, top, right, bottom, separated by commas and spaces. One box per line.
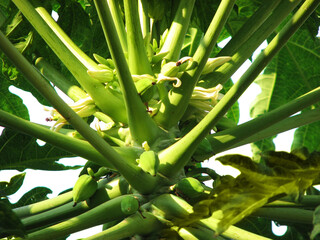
0, 128, 79, 171
0, 172, 25, 197
196, 151, 320, 234
0, 199, 26, 238
250, 25, 320, 153
13, 186, 52, 208
292, 120, 320, 152
311, 205, 320, 240
0, 75, 29, 120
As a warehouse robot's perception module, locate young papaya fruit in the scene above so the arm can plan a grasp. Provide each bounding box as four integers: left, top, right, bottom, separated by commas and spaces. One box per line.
72, 174, 98, 207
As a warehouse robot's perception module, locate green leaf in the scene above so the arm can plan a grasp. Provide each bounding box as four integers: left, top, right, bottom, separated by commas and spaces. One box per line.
199, 151, 320, 234
0, 74, 29, 120
0, 199, 26, 238
311, 205, 320, 240
292, 118, 320, 152
0, 172, 25, 197
13, 186, 52, 208
225, 0, 262, 36
250, 24, 320, 156
0, 128, 79, 171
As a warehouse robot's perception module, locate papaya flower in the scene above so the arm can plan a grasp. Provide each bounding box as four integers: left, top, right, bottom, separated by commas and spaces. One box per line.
189, 84, 224, 114
45, 96, 97, 132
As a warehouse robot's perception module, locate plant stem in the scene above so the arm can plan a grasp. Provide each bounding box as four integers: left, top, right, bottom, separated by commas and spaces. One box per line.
154, 0, 235, 129
93, 0, 166, 145
123, 0, 153, 75
138, 0, 150, 39
157, 0, 320, 178
217, 0, 280, 57
22, 201, 89, 231
14, 191, 73, 219
252, 207, 313, 224
205, 0, 302, 87
210, 108, 320, 153
107, 0, 128, 55
197, 216, 272, 240
35, 57, 116, 126
159, 0, 195, 62
84, 212, 162, 240
0, 109, 114, 168
0, 32, 157, 194
12, 0, 127, 123
17, 195, 139, 240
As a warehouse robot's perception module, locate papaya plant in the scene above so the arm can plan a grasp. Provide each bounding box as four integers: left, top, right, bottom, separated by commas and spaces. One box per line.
1, 0, 320, 239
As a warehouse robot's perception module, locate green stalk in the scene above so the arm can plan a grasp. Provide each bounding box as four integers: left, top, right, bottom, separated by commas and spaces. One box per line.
159, 0, 195, 62
12, 0, 127, 123
16, 195, 139, 240
217, 0, 281, 57
123, 0, 153, 75
157, 0, 320, 178
107, 0, 128, 55
0, 32, 157, 194
0, 109, 115, 168
14, 191, 73, 219
154, 0, 235, 129
138, 0, 150, 39
197, 216, 272, 240
21, 177, 124, 230
0, 109, 143, 169
22, 201, 89, 231
210, 108, 320, 153
205, 0, 302, 87
35, 57, 88, 101
252, 208, 313, 224
93, 0, 166, 145
35, 57, 116, 126
84, 212, 162, 240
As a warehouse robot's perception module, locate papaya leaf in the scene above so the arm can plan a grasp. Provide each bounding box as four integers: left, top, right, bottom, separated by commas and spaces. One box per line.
0, 199, 26, 238
292, 119, 320, 152
250, 24, 320, 154
13, 186, 52, 208
0, 172, 25, 197
311, 205, 320, 240
197, 151, 320, 234
0, 128, 79, 171
0, 74, 29, 120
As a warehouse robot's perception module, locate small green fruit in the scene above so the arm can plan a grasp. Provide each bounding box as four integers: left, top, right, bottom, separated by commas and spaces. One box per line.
175, 177, 205, 199
73, 174, 98, 206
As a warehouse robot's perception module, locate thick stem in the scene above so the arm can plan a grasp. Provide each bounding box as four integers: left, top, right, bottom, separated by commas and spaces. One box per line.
210, 108, 320, 153
20, 178, 125, 230
107, 0, 128, 55
252, 207, 313, 224
14, 191, 73, 219
159, 0, 195, 62
17, 195, 139, 240
157, 0, 320, 178
0, 32, 157, 194
198, 217, 272, 240
154, 0, 235, 129
0, 109, 115, 168
138, 0, 150, 39
93, 0, 166, 145
12, 0, 127, 123
123, 0, 153, 75
205, 0, 302, 87
84, 212, 162, 240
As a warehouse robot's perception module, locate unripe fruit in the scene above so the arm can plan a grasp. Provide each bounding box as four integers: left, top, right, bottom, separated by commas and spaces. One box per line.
137, 150, 159, 176
72, 174, 98, 207
175, 177, 205, 199
120, 195, 139, 215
